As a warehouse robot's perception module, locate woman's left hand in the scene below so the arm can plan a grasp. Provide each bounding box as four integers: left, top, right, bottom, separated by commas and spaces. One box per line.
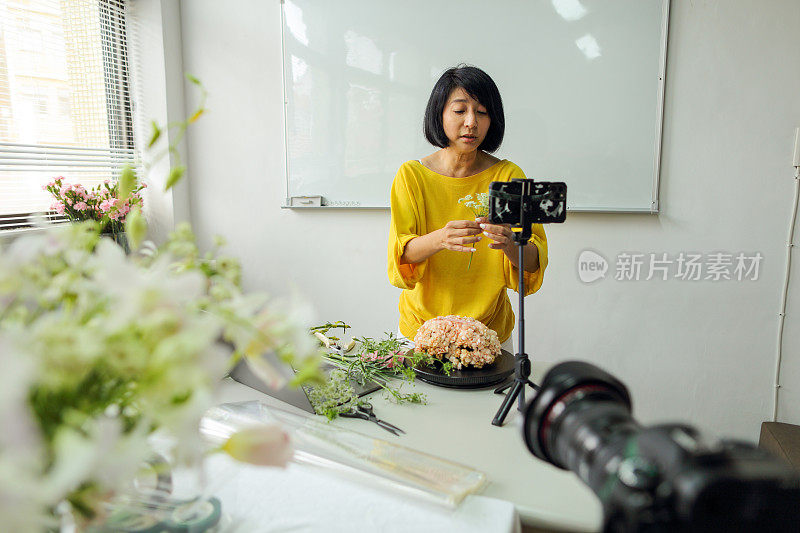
475, 217, 514, 251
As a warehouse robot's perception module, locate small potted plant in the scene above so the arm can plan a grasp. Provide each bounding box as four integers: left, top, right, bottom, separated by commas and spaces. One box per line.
43, 176, 146, 252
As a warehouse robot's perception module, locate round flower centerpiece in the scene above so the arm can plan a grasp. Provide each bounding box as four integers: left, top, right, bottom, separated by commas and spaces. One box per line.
413, 315, 501, 369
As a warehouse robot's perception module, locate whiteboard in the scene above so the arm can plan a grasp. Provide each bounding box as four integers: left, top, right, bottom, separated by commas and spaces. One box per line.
281, 0, 668, 212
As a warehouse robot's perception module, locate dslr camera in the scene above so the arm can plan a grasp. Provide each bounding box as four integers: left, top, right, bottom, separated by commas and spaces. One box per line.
488, 178, 567, 226
523, 362, 800, 532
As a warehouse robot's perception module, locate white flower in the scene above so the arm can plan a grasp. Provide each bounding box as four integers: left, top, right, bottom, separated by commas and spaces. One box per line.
0, 338, 50, 531
0, 220, 317, 526
45, 418, 150, 502
0, 337, 41, 451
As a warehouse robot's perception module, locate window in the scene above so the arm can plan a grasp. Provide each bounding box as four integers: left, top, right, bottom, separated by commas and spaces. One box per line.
0, 0, 135, 230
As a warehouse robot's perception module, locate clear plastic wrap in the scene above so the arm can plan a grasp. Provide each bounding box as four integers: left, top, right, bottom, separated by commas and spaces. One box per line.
200, 401, 487, 508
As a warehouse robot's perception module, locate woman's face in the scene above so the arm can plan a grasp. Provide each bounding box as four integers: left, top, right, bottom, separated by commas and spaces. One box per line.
442, 87, 490, 152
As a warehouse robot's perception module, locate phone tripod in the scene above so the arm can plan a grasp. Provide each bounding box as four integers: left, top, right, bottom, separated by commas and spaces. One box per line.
491, 206, 539, 426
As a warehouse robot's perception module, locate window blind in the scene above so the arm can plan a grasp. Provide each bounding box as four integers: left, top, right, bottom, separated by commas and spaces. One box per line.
0, 0, 136, 230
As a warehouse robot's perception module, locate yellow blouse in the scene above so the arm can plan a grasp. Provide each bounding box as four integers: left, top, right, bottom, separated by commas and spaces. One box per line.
387, 159, 548, 342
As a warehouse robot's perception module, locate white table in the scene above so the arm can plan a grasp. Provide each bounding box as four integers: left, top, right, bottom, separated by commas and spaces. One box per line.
207, 454, 521, 533
215, 363, 603, 532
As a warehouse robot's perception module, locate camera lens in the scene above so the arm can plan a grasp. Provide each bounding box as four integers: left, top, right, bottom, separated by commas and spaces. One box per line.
522, 362, 800, 531
523, 362, 634, 482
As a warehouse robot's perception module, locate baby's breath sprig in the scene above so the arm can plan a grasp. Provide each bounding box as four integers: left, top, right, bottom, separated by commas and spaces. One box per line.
457, 192, 491, 269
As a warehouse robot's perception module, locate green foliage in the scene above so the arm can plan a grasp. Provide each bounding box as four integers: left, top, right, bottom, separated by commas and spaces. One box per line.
147, 120, 161, 148
406, 350, 454, 376
306, 323, 458, 419
125, 206, 146, 250
118, 165, 136, 203
306, 370, 361, 421
309, 321, 351, 342
165, 165, 186, 191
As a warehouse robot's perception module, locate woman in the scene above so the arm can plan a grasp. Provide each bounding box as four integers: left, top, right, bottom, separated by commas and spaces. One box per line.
387, 65, 548, 351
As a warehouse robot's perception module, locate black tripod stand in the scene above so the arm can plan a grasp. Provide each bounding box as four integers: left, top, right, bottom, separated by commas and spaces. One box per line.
492, 200, 539, 426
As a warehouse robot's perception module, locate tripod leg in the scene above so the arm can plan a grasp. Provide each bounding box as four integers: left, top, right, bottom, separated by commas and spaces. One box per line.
494, 380, 513, 395
492, 380, 523, 426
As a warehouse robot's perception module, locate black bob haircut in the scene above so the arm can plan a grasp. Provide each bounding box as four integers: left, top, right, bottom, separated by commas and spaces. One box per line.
423, 64, 505, 153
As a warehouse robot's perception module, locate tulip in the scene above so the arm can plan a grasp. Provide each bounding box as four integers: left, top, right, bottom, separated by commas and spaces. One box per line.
222, 425, 293, 467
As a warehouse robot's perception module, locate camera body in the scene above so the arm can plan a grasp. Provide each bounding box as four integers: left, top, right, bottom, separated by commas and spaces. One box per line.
523, 362, 800, 532
488, 179, 567, 226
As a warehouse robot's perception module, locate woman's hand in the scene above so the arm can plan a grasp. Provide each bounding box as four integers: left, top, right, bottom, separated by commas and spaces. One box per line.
437, 220, 483, 252
476, 216, 540, 272
400, 220, 482, 264
475, 217, 513, 252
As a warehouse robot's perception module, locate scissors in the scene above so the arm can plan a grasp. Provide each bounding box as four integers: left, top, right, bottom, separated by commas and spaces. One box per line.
340, 403, 405, 436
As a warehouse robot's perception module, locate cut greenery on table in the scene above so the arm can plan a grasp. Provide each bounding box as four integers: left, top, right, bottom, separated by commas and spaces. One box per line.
306, 322, 453, 420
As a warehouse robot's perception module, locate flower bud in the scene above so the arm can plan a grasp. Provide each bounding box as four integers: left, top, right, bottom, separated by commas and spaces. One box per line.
118, 165, 136, 203
147, 120, 161, 148
125, 206, 147, 250
222, 425, 292, 467
165, 165, 186, 191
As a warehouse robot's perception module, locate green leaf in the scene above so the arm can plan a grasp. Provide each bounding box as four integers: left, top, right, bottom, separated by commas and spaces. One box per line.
289, 358, 325, 387
165, 165, 186, 191
125, 206, 147, 250
147, 121, 161, 148
185, 73, 202, 85
118, 165, 136, 202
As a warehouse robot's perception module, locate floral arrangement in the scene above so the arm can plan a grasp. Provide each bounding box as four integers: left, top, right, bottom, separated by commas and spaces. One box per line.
413, 315, 501, 369
0, 76, 322, 530
44, 177, 146, 234
0, 221, 321, 529
457, 192, 490, 269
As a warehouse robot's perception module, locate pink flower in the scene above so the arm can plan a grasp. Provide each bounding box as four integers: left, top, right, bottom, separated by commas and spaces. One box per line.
74, 201, 88, 211
360, 349, 405, 369
98, 199, 113, 213
60, 185, 70, 196
52, 201, 65, 214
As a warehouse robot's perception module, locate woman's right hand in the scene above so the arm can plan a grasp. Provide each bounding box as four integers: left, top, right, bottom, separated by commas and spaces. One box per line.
437, 220, 483, 253
400, 220, 482, 264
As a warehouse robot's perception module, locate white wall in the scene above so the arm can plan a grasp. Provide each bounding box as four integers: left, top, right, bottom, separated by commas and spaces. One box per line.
176, 0, 800, 441
126, 0, 194, 242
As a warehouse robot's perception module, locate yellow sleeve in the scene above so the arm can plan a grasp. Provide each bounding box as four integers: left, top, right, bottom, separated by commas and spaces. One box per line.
504, 223, 548, 295
387, 166, 427, 289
